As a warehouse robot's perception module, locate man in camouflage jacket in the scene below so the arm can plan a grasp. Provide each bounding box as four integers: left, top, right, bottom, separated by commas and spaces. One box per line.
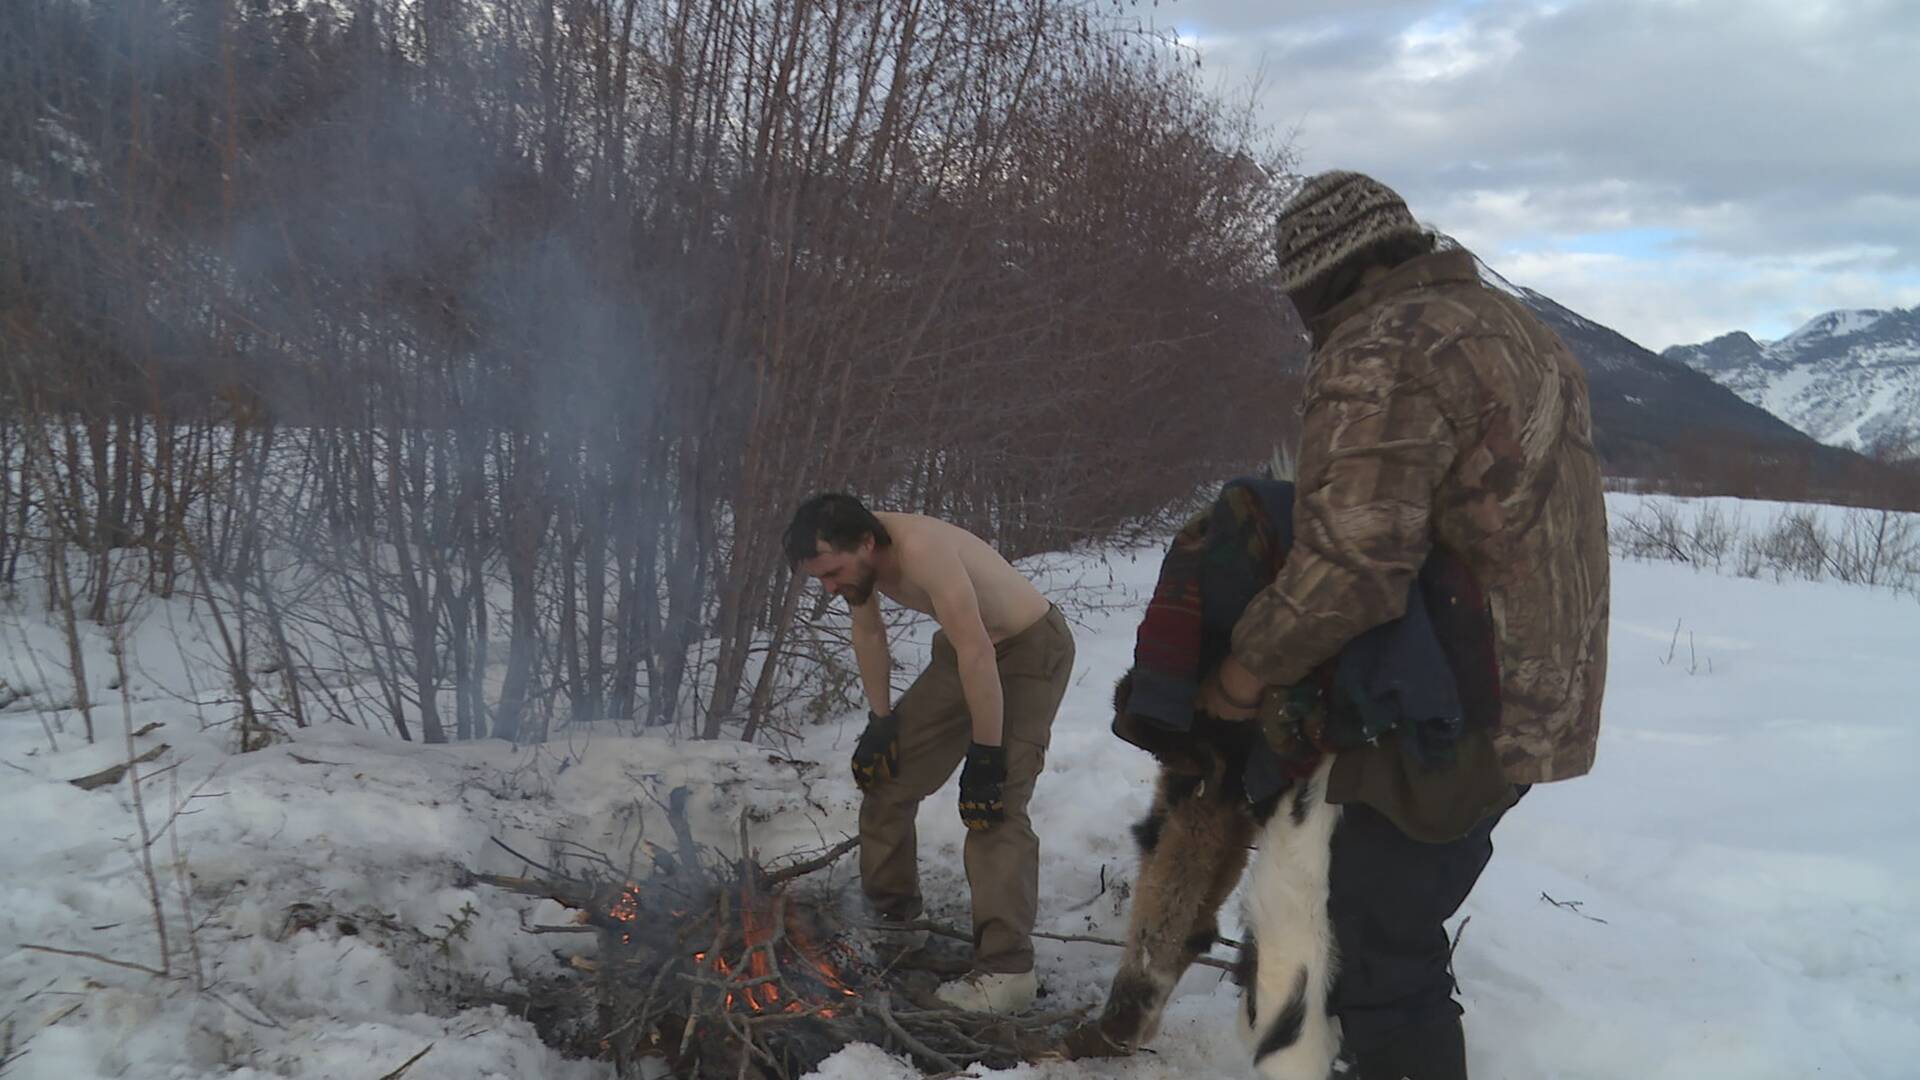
1200, 171, 1611, 1080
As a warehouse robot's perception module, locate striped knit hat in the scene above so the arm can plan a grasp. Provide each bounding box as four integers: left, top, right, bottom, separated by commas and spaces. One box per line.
1273, 171, 1427, 294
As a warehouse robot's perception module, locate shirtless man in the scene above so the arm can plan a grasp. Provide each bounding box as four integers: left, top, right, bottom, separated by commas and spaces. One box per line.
784, 493, 1076, 1014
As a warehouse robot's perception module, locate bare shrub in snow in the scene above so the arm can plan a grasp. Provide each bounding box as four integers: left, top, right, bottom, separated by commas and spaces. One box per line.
1609, 500, 1694, 564
1614, 498, 1919, 599
1689, 503, 1741, 572
1829, 509, 1920, 590
1752, 510, 1832, 583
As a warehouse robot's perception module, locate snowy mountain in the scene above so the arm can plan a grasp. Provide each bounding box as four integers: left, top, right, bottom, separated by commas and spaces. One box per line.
1664, 307, 1920, 456
1465, 255, 1847, 477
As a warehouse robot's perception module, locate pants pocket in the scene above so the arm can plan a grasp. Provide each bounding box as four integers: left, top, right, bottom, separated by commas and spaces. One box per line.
1001, 732, 1049, 808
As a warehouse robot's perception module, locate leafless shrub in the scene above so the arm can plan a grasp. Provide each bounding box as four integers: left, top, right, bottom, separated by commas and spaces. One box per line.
1747, 510, 1831, 583
1689, 503, 1739, 571
1615, 498, 1920, 598
2, 0, 1302, 744
1829, 508, 1920, 588
1609, 500, 1694, 565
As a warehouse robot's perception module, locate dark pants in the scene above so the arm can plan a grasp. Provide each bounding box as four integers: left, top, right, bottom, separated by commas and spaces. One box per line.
1327, 790, 1522, 1080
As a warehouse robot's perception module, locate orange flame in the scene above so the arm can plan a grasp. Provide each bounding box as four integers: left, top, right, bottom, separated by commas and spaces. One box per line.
785, 913, 859, 1002
608, 882, 642, 923
656, 887, 863, 1019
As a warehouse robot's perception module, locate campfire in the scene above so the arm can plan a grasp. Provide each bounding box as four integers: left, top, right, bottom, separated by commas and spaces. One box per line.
468, 788, 1080, 1077
674, 886, 859, 1018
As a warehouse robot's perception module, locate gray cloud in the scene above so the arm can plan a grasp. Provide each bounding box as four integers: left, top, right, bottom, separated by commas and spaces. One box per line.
1158, 0, 1434, 37
1175, 0, 1920, 345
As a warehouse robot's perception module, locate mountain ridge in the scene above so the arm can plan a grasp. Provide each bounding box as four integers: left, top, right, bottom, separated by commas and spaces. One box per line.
1663, 306, 1920, 455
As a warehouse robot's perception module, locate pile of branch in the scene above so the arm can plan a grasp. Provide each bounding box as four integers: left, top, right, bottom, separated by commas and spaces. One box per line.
467, 795, 1081, 1078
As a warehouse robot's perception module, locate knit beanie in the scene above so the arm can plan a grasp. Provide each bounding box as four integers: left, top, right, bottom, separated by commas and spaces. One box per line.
1273, 171, 1428, 295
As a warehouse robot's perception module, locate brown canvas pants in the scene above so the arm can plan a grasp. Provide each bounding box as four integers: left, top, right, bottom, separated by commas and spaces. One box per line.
858, 605, 1075, 974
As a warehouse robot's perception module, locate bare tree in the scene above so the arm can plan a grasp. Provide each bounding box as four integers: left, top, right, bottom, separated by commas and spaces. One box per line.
2, 0, 1305, 746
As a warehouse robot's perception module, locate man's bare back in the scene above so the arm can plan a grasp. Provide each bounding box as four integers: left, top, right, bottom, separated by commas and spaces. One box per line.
869, 512, 1052, 643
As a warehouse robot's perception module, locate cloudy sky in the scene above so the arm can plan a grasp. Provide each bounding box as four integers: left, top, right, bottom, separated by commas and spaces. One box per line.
1164, 0, 1920, 350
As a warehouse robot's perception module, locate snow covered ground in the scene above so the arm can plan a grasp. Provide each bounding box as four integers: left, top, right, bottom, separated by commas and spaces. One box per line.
4, 494, 1918, 1079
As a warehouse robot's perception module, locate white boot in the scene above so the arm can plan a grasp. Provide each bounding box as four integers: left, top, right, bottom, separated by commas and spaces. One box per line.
934, 969, 1037, 1014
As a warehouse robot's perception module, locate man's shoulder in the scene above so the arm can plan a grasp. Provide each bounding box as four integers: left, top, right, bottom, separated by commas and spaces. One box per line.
1343, 276, 1564, 365
886, 517, 975, 583
1313, 293, 1459, 383
1309, 282, 1568, 415
1384, 273, 1542, 337
884, 513, 957, 553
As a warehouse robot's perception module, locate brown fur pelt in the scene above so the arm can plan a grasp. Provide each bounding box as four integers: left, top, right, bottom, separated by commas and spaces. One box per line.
1059, 672, 1261, 1056
1104, 763, 1257, 1048
1060, 670, 1342, 1080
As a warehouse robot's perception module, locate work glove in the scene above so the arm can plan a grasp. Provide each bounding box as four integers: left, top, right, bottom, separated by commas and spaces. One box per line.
851, 711, 901, 792
957, 742, 1008, 831
1256, 683, 1331, 781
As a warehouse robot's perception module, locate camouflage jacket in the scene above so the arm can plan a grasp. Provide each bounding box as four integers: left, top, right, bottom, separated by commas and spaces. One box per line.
1231, 249, 1610, 785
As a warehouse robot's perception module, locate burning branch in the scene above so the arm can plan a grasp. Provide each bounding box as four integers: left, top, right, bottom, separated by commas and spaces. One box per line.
467, 804, 1083, 1078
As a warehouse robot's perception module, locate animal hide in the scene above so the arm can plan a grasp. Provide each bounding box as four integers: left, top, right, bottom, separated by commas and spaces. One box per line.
1061, 673, 1341, 1076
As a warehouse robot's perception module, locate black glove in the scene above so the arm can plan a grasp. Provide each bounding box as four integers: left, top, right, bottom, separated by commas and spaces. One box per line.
1257, 683, 1329, 780
851, 711, 900, 792
958, 742, 1008, 831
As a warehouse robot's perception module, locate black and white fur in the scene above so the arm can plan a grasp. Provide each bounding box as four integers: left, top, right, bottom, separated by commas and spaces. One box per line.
1236, 756, 1342, 1079
1078, 671, 1344, 1076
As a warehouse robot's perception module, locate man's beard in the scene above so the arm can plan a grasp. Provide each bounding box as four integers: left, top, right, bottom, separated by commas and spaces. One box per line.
840, 567, 877, 606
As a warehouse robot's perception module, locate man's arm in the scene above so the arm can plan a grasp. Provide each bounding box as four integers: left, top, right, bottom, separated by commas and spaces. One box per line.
917, 546, 1005, 746
1230, 338, 1459, 688
848, 595, 894, 716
